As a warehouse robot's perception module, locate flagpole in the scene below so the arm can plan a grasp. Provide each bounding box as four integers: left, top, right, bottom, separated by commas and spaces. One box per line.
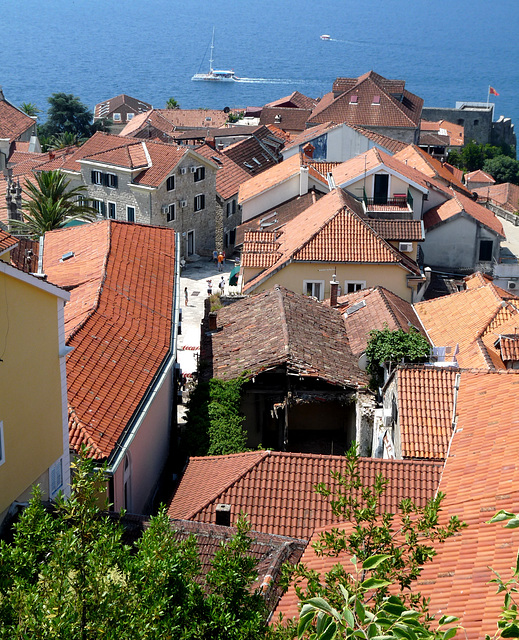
487, 85, 490, 106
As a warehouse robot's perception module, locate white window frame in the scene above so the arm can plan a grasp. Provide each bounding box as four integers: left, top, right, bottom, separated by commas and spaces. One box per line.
0, 421, 4, 467
194, 193, 205, 212
166, 175, 175, 191
107, 201, 116, 219
127, 205, 135, 223
345, 280, 366, 294
92, 199, 105, 217
91, 170, 103, 185
193, 166, 205, 183
127, 113, 134, 120
113, 113, 122, 122
106, 172, 117, 188
166, 203, 176, 223
303, 279, 325, 300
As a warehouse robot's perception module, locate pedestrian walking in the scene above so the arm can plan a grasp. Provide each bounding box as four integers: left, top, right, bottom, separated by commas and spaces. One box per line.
184, 286, 188, 306
217, 252, 224, 272
219, 276, 225, 294
207, 279, 213, 296
212, 249, 218, 264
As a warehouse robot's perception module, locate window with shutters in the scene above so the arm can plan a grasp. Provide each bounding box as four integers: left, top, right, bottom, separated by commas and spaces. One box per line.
193, 166, 205, 182
106, 173, 118, 188
166, 203, 176, 222
108, 201, 116, 219
49, 458, 63, 497
92, 200, 106, 217
194, 194, 205, 212
91, 170, 103, 185
166, 175, 175, 191
127, 206, 135, 222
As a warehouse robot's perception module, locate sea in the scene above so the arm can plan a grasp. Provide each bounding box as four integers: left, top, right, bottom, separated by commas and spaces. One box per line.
1, 0, 518, 139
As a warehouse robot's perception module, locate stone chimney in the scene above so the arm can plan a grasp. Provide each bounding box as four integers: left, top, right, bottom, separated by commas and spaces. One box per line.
303, 142, 315, 159
206, 136, 216, 149
330, 275, 339, 307
208, 311, 218, 331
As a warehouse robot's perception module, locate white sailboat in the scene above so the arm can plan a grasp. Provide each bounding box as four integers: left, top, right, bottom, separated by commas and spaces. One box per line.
192, 28, 237, 82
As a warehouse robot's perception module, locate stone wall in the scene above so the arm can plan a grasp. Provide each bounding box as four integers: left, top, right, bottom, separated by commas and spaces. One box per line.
422, 106, 494, 145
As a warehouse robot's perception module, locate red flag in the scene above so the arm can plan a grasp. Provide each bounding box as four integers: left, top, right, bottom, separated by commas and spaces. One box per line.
489, 86, 499, 96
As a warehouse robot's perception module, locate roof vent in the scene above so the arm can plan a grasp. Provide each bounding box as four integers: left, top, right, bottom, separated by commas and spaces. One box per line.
215, 503, 231, 527
60, 251, 75, 262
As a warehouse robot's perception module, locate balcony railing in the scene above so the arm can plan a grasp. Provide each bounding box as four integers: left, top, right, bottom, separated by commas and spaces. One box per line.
362, 188, 414, 219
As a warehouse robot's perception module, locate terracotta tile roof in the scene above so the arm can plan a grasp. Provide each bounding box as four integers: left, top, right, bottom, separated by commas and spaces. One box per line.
394, 145, 470, 194
205, 285, 367, 388
265, 91, 318, 110
158, 108, 229, 130
414, 282, 519, 369
264, 124, 293, 143
335, 286, 425, 356
42, 220, 176, 460
84, 141, 150, 169
94, 94, 151, 120
465, 169, 495, 185
396, 365, 457, 459
259, 107, 312, 132
332, 147, 429, 192
235, 190, 324, 246
498, 334, 519, 361
308, 71, 423, 129
420, 120, 464, 147
194, 144, 251, 200
419, 132, 450, 147
423, 188, 505, 237
483, 182, 519, 213
414, 370, 519, 639
238, 153, 306, 204
242, 189, 420, 293
0, 98, 36, 140
282, 122, 340, 153
9, 238, 39, 272
366, 219, 423, 241
167, 450, 443, 539
306, 160, 340, 176
0, 229, 18, 254
170, 125, 261, 142
349, 125, 409, 154
223, 125, 285, 176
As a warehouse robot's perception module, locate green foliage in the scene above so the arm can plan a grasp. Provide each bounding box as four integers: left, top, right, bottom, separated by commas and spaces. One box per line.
448, 141, 516, 174
39, 92, 97, 139
273, 445, 464, 640
483, 155, 519, 186
184, 376, 248, 457
365, 327, 430, 389
166, 97, 180, 109
227, 111, 244, 123
47, 131, 85, 149
19, 102, 41, 117
9, 170, 97, 238
0, 455, 269, 639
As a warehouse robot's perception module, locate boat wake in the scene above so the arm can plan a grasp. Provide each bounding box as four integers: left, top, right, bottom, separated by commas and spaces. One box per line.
235, 77, 296, 84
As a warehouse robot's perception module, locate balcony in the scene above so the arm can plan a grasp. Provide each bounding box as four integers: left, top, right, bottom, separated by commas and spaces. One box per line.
363, 188, 413, 219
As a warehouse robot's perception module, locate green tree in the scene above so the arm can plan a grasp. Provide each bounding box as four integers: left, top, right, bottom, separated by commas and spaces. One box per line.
19, 102, 41, 117
9, 170, 97, 238
483, 155, 519, 185
166, 97, 180, 109
38, 93, 109, 139
0, 455, 269, 639
365, 327, 430, 389
48, 131, 85, 149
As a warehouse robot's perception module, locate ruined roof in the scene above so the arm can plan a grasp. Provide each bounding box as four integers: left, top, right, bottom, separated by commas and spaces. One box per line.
205, 285, 367, 388
42, 220, 176, 459
482, 182, 519, 213
167, 450, 443, 539
222, 125, 285, 176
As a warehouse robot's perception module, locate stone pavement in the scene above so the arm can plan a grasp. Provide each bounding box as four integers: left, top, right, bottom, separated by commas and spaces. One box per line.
500, 216, 519, 262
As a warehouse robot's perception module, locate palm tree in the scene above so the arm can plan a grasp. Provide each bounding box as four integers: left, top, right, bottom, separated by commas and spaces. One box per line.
48, 132, 84, 149
165, 97, 180, 109
19, 102, 41, 117
9, 170, 98, 239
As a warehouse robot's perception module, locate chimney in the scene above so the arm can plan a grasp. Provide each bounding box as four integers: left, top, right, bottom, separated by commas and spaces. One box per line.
330, 275, 339, 307
215, 503, 231, 527
208, 311, 218, 331
206, 136, 216, 149
299, 165, 309, 196
303, 142, 315, 159
48, 150, 55, 161
217, 142, 224, 151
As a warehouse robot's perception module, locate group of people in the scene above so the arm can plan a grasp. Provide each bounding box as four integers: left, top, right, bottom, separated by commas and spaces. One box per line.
212, 250, 225, 272
206, 276, 226, 297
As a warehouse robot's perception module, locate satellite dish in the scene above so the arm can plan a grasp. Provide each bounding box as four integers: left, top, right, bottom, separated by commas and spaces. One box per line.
358, 352, 368, 371
223, 106, 230, 113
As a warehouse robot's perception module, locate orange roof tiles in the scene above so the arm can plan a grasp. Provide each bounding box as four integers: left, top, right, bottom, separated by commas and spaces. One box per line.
424, 188, 505, 237
415, 282, 519, 369
194, 144, 251, 200
0, 98, 35, 140
265, 91, 318, 110
157, 108, 229, 129
242, 189, 420, 293
396, 366, 457, 459
394, 145, 470, 194
0, 229, 18, 254
238, 153, 306, 204
498, 334, 519, 361
42, 220, 176, 460
260, 107, 312, 132
167, 450, 443, 540
282, 122, 340, 153
465, 169, 495, 184
483, 182, 519, 214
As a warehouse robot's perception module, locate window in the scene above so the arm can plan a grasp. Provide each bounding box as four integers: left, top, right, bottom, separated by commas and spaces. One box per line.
49, 458, 63, 497
127, 113, 134, 120
226, 199, 237, 217
127, 206, 135, 223
91, 171, 117, 188
474, 119, 479, 126
166, 175, 175, 191
372, 95, 381, 105
108, 201, 116, 219
92, 200, 106, 217
194, 194, 205, 211
187, 230, 195, 256
166, 203, 176, 222
479, 239, 493, 261
350, 95, 358, 104
0, 421, 4, 467
193, 166, 205, 182
113, 113, 121, 122
91, 170, 103, 185
303, 280, 324, 300
106, 173, 118, 188
345, 281, 366, 293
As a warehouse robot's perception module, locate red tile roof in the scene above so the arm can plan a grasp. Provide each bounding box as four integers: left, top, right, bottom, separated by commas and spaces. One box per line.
157, 108, 229, 129
465, 169, 495, 185
482, 182, 519, 214
308, 71, 423, 129
0, 98, 36, 140
366, 219, 423, 241
195, 143, 254, 201
42, 220, 176, 459
423, 188, 505, 237
223, 126, 285, 176
205, 286, 367, 388
498, 334, 519, 361
242, 189, 420, 293
259, 107, 312, 132
265, 91, 318, 110
336, 286, 425, 356
282, 122, 340, 153
167, 450, 443, 539
0, 229, 18, 254
394, 145, 470, 194
94, 94, 151, 120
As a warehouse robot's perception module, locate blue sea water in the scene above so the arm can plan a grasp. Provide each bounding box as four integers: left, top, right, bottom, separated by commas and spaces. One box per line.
1, 0, 518, 136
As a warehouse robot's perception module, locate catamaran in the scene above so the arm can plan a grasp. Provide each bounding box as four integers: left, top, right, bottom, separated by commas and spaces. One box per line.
192, 28, 238, 82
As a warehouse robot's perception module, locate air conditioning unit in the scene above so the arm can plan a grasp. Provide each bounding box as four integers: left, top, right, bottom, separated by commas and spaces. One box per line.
190, 166, 197, 173
399, 242, 413, 253
508, 281, 517, 290
180, 200, 187, 208
180, 167, 187, 175
161, 205, 169, 214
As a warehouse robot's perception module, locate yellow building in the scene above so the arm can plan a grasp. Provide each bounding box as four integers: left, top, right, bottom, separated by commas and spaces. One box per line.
0, 231, 70, 528
240, 188, 425, 302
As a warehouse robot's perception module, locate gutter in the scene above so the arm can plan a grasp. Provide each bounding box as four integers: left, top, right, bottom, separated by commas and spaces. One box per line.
104, 232, 181, 476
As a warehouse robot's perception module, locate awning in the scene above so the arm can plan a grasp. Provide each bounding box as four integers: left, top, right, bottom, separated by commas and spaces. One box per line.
229, 264, 240, 286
